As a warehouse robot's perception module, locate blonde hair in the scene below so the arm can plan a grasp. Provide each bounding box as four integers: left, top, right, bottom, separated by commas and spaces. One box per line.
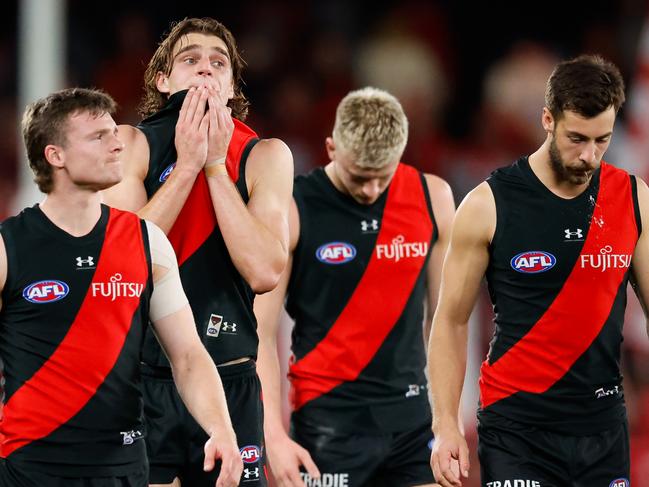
332, 87, 408, 169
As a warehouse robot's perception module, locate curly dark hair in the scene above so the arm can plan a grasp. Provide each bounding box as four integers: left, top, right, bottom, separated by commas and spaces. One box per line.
139, 17, 249, 121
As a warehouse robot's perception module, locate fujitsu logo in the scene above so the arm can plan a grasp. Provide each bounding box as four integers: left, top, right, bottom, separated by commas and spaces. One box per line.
579, 245, 632, 272
91, 273, 144, 301
375, 235, 428, 262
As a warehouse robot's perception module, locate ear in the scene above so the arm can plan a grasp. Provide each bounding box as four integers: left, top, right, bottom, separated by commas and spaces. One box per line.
325, 137, 336, 161
156, 71, 170, 94
541, 107, 554, 134
44, 144, 64, 168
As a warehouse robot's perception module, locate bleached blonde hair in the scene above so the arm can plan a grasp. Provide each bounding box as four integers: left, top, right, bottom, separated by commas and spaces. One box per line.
332, 87, 408, 169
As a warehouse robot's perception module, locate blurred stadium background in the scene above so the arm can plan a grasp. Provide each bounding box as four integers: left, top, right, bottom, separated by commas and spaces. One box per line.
2, 1, 649, 484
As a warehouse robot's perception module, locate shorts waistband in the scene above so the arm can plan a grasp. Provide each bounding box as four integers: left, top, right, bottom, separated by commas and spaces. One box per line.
141, 359, 256, 380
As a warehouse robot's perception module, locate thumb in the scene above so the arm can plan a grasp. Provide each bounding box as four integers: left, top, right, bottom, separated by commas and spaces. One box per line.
203, 437, 217, 471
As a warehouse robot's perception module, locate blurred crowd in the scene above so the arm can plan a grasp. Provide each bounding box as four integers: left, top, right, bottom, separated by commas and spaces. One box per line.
2, 1, 649, 484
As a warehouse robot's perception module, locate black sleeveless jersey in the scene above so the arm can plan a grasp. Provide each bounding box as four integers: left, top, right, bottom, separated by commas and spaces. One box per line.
0, 205, 153, 475
287, 164, 437, 433
479, 157, 640, 434
138, 90, 260, 367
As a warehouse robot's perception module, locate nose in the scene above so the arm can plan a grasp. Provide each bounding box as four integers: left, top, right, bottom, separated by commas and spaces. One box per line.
196, 55, 213, 76
112, 134, 125, 154
361, 179, 381, 201
579, 140, 597, 164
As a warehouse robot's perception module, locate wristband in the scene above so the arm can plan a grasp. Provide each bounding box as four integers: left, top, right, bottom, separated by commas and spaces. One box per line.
205, 163, 228, 178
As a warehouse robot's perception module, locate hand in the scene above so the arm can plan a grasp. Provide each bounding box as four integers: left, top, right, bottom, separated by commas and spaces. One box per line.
203, 432, 243, 487
267, 433, 320, 487
174, 86, 210, 174
430, 424, 470, 487
205, 85, 234, 165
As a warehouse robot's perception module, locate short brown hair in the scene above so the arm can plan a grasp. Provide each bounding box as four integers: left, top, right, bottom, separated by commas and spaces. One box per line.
332, 87, 409, 169
545, 54, 626, 121
22, 87, 117, 193
139, 17, 249, 120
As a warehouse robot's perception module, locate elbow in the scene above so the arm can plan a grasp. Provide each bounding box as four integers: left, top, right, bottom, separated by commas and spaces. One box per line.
248, 271, 281, 294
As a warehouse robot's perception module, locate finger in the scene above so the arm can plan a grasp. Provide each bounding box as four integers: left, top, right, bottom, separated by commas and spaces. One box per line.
191, 87, 209, 126
459, 442, 470, 479
431, 452, 447, 487
178, 87, 196, 124
298, 448, 320, 478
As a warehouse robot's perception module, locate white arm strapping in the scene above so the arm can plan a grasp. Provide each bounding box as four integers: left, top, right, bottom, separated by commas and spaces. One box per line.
146, 220, 189, 322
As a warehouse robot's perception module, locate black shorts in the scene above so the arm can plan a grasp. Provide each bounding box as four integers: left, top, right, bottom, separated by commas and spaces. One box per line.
478, 415, 630, 487
143, 360, 267, 486
292, 417, 436, 487
0, 459, 147, 487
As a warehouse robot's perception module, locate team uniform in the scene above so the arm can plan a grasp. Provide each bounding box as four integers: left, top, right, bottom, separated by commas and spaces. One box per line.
0, 205, 152, 486
286, 163, 437, 486
478, 157, 638, 486
138, 90, 267, 485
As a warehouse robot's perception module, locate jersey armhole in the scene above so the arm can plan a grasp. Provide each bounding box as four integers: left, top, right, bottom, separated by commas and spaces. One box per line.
0, 224, 16, 303
630, 175, 642, 235
486, 178, 503, 255
419, 172, 438, 245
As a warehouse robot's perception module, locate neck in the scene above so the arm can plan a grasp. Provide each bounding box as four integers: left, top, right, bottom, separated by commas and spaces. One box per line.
528, 142, 591, 199
39, 188, 103, 237
324, 162, 347, 195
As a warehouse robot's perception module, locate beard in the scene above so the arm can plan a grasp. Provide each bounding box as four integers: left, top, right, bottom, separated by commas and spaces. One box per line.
549, 137, 593, 186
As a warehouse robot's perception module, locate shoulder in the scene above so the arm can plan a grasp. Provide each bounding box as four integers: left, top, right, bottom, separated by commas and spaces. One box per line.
248, 138, 293, 170
423, 173, 453, 201
117, 124, 149, 180
454, 182, 496, 241
246, 138, 294, 190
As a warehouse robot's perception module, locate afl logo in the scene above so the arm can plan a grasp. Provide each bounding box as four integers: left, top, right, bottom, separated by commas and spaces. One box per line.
240, 445, 261, 464
23, 280, 70, 303
159, 162, 176, 182
609, 480, 629, 487
510, 251, 557, 274
316, 242, 357, 265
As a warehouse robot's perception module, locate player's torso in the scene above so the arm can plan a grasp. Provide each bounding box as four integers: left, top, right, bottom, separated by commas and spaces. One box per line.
139, 91, 260, 365
480, 157, 639, 434
0, 205, 152, 474
287, 164, 436, 431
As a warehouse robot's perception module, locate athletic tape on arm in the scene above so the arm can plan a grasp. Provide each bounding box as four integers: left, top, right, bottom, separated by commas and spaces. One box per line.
145, 220, 189, 322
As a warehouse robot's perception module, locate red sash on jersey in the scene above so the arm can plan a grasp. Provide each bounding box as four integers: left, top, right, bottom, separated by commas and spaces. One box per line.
289, 164, 434, 410
479, 163, 638, 408
167, 119, 258, 266
1, 209, 149, 457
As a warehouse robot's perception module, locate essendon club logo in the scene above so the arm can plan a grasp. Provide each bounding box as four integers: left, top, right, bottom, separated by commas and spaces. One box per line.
240, 445, 261, 464
510, 251, 556, 274
23, 280, 70, 303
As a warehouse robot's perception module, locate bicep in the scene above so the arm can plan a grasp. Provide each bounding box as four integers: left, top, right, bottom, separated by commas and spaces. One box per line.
435, 184, 494, 325
425, 174, 456, 313
246, 139, 294, 243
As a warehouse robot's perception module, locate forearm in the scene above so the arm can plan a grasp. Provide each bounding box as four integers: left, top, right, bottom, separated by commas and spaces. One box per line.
257, 335, 290, 441
428, 319, 468, 432
137, 165, 201, 234
172, 347, 236, 440
206, 170, 287, 291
